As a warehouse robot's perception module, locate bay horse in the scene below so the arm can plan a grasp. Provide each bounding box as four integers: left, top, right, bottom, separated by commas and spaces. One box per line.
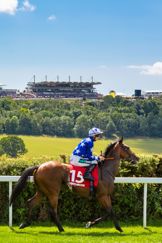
10, 137, 139, 232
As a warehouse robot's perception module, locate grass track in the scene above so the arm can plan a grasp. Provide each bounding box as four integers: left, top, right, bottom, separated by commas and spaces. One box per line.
12, 136, 162, 157
21, 136, 162, 157
1, 221, 162, 243
0, 135, 162, 158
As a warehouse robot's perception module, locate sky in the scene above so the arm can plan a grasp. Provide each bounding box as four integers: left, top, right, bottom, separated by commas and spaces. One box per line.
0, 0, 162, 95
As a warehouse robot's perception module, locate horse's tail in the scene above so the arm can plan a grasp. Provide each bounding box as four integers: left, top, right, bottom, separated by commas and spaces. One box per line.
9, 166, 39, 206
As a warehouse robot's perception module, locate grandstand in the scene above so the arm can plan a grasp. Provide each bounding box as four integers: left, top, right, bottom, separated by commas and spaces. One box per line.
27, 80, 102, 99
0, 84, 17, 97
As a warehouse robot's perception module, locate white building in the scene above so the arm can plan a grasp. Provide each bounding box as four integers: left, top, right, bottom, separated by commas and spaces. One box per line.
144, 90, 162, 98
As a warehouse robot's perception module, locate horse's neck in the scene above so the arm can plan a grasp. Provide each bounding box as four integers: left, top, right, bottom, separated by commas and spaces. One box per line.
101, 153, 121, 180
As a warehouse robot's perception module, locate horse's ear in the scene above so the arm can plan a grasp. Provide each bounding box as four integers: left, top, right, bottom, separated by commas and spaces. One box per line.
59, 154, 66, 163
119, 136, 123, 144
112, 134, 119, 140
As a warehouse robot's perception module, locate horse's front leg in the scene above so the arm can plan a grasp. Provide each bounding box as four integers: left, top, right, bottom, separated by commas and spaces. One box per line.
85, 195, 123, 232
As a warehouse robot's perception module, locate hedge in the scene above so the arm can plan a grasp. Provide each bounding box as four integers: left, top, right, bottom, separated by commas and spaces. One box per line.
0, 155, 162, 224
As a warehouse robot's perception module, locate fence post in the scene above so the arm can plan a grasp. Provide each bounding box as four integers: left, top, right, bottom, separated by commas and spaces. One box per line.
143, 183, 148, 228
9, 181, 13, 227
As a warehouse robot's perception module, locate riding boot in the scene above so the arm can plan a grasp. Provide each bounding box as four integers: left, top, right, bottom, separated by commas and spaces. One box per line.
83, 164, 96, 181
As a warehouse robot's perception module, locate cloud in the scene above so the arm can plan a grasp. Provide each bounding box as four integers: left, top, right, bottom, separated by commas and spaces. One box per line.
47, 14, 56, 21
128, 61, 162, 75
0, 0, 36, 15
0, 0, 18, 15
19, 0, 36, 12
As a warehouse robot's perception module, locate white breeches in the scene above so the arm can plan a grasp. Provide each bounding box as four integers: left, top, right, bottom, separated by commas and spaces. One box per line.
70, 155, 97, 167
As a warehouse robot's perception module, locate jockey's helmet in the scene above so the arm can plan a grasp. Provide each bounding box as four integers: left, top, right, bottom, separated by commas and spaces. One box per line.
89, 127, 103, 137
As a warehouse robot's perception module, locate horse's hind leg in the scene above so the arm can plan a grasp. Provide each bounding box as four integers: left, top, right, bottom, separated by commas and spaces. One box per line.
19, 191, 42, 229
48, 195, 64, 232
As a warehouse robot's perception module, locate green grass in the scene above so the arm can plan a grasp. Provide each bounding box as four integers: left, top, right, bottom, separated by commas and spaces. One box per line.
1, 221, 162, 243
123, 138, 162, 155
12, 136, 162, 157
0, 135, 162, 158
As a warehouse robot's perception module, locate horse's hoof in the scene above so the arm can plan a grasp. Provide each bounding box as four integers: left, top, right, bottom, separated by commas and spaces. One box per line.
85, 221, 91, 228
19, 222, 30, 229
117, 226, 123, 233
59, 228, 64, 232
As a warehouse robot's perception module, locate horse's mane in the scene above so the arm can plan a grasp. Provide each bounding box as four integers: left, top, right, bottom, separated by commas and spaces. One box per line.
103, 141, 117, 157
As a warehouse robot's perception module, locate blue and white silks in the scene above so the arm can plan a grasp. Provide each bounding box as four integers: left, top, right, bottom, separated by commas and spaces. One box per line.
70, 137, 99, 167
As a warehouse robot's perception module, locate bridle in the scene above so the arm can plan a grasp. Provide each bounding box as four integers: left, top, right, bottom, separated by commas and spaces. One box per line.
102, 143, 132, 162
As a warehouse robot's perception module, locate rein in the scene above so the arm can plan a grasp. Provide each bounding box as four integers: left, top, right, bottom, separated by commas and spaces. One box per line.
104, 157, 115, 161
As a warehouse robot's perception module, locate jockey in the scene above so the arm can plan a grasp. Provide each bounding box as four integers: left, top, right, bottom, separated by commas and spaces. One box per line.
70, 127, 105, 182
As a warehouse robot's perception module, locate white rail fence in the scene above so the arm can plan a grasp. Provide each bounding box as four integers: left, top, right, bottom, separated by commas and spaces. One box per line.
0, 176, 162, 228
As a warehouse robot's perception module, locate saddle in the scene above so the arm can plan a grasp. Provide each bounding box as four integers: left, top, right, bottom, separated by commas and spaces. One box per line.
68, 164, 99, 188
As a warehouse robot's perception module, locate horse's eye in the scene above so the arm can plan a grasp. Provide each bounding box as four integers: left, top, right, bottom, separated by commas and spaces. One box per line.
124, 146, 129, 151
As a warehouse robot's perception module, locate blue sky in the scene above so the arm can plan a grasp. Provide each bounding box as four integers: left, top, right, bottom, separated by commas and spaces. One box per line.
0, 0, 162, 95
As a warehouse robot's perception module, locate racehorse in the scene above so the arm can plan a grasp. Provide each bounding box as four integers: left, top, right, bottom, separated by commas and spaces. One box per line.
10, 137, 139, 232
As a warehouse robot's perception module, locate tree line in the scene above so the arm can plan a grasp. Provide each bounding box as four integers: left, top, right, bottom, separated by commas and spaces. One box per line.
0, 96, 162, 138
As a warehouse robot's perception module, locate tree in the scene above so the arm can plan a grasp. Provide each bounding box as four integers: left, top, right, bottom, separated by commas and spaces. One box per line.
143, 100, 159, 116
0, 97, 14, 111
0, 136, 27, 157
74, 115, 92, 137
0, 119, 5, 134
5, 116, 19, 134
41, 117, 54, 135
31, 118, 42, 135
59, 116, 74, 137
138, 117, 149, 136
19, 114, 32, 134
94, 113, 108, 130
102, 95, 115, 108
51, 117, 62, 136
105, 119, 117, 137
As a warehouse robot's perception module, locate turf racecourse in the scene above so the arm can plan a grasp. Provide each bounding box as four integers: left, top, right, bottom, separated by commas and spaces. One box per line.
1, 221, 162, 243
18, 136, 162, 157
0, 135, 161, 158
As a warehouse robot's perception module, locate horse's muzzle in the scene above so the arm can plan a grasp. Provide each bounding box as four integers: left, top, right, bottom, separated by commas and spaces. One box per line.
131, 155, 140, 164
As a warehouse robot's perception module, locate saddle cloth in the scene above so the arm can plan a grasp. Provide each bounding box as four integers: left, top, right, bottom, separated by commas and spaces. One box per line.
68, 164, 99, 188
